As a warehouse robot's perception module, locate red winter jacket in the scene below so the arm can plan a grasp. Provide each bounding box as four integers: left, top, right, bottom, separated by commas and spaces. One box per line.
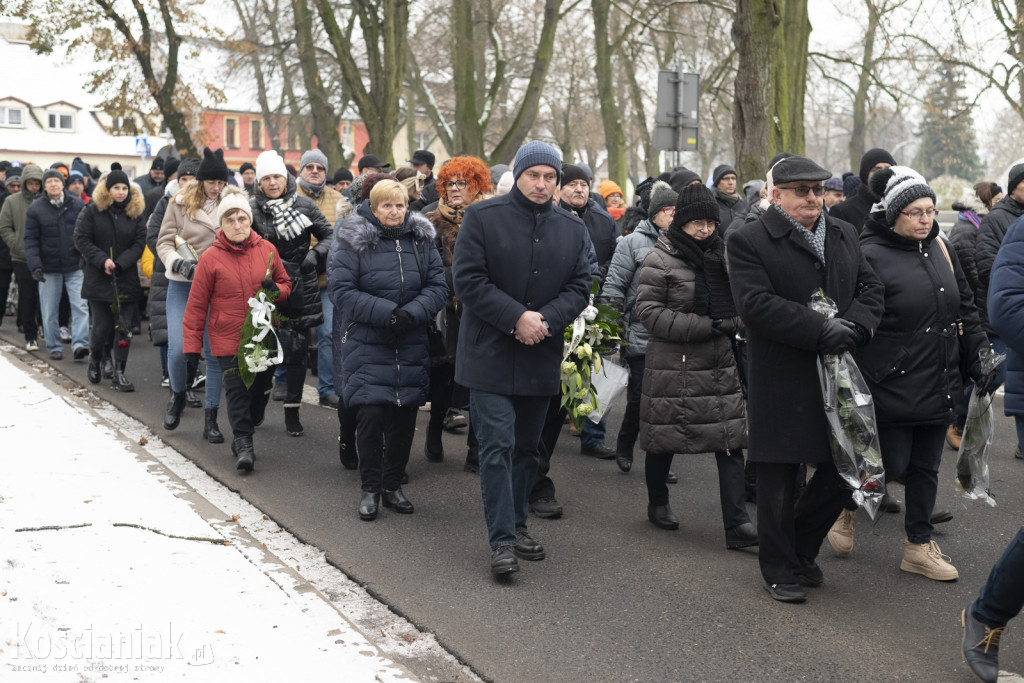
183, 229, 291, 357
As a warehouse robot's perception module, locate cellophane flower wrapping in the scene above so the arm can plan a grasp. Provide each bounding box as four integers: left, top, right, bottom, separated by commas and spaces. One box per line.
561, 280, 628, 431
955, 347, 1005, 507
810, 290, 885, 520
236, 253, 283, 389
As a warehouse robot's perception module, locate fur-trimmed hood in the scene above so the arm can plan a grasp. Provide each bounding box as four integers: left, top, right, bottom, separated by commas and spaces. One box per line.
339, 203, 436, 253
92, 179, 145, 218
952, 187, 989, 217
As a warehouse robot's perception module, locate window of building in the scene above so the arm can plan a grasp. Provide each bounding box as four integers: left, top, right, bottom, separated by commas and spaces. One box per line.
250, 119, 263, 149
0, 106, 23, 127
47, 112, 74, 131
286, 121, 299, 151
224, 117, 238, 148
342, 122, 352, 139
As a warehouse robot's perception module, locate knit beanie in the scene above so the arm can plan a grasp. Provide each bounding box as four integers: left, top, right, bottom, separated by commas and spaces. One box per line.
670, 183, 719, 230
646, 181, 678, 218
560, 164, 589, 187
164, 158, 180, 180
858, 147, 897, 183
239, 161, 255, 175
598, 179, 623, 200
512, 140, 562, 182
4, 174, 19, 188
196, 147, 230, 182
177, 157, 201, 180
490, 164, 510, 187
106, 163, 130, 189
1007, 163, 1024, 196
869, 165, 936, 226
496, 171, 514, 195
68, 170, 84, 185
42, 169, 66, 187
634, 176, 657, 213
300, 149, 328, 171
712, 164, 737, 187
215, 190, 253, 225
150, 156, 165, 172
669, 169, 702, 193
348, 173, 368, 203
255, 150, 287, 182
843, 174, 861, 199
333, 168, 353, 184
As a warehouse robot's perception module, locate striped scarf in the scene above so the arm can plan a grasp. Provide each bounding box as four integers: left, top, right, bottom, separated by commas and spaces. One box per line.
264, 195, 312, 240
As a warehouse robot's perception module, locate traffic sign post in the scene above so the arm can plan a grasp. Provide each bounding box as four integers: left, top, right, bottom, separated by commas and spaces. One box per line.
654, 69, 700, 156
134, 137, 151, 158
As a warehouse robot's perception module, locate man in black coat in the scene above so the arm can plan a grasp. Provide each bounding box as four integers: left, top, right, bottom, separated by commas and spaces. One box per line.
728, 155, 884, 603
408, 149, 438, 212
452, 141, 593, 577
712, 163, 748, 229
829, 147, 897, 232
976, 164, 1024, 345
135, 156, 166, 194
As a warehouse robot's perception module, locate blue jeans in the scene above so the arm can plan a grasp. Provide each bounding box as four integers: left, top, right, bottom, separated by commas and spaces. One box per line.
990, 336, 1023, 450
973, 526, 1024, 627
166, 279, 221, 408
316, 289, 335, 396
38, 270, 88, 353
580, 417, 607, 449
470, 390, 549, 549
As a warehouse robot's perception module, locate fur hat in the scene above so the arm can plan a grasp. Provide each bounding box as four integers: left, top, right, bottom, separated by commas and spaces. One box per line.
215, 190, 253, 225
255, 150, 287, 182
646, 181, 677, 219
106, 163, 129, 189
196, 147, 230, 182
670, 183, 719, 230
512, 140, 562, 182
869, 165, 936, 226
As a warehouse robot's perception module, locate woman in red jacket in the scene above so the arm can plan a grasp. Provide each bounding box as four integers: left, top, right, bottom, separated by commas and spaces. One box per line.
183, 190, 291, 471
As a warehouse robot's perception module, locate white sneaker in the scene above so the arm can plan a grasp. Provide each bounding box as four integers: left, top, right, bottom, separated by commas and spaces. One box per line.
25, 340, 38, 351
827, 508, 855, 556
59, 326, 72, 343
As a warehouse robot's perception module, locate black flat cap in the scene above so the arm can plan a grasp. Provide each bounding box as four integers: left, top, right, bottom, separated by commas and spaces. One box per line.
771, 155, 831, 185
358, 154, 390, 171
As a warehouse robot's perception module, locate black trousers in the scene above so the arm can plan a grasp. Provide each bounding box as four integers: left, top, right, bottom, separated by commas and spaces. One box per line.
879, 424, 946, 543
427, 363, 456, 448
356, 403, 418, 493
756, 459, 849, 585
12, 262, 38, 342
0, 267, 12, 326
615, 354, 646, 456
59, 287, 69, 327
217, 355, 274, 439
336, 394, 359, 449
530, 395, 566, 502
646, 450, 750, 529
88, 299, 137, 366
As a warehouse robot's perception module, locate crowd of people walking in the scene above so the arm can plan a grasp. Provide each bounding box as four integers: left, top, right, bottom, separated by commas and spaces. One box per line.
2, 139, 1024, 682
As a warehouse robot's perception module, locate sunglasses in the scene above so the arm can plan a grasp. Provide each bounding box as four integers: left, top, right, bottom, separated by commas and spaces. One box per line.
777, 185, 826, 198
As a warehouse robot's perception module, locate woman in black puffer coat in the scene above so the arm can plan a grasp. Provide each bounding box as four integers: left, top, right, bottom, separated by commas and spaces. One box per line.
249, 153, 332, 437
635, 184, 756, 549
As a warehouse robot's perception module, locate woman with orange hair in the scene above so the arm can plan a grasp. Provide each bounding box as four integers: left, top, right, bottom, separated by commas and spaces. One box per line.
423, 155, 491, 469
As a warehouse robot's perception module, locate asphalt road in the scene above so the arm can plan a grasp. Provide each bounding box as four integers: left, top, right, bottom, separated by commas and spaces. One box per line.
6, 327, 1024, 683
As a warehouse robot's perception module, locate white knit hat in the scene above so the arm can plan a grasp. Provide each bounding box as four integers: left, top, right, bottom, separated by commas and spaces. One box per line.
215, 190, 253, 225
255, 150, 287, 182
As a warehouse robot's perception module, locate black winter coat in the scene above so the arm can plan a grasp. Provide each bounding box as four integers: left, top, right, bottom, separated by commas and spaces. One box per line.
146, 192, 172, 346
727, 206, 884, 463
24, 192, 85, 274
715, 189, 747, 234
328, 204, 447, 407
948, 204, 984, 327
409, 177, 438, 212
828, 182, 876, 233
250, 177, 333, 329
560, 198, 618, 276
73, 183, 146, 302
976, 195, 1024, 336
857, 216, 987, 426
452, 186, 594, 396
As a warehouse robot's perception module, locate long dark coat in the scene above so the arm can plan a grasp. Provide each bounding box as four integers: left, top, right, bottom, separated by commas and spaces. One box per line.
989, 214, 1024, 417
146, 192, 172, 346
636, 234, 746, 455
726, 206, 884, 464
73, 182, 146, 302
857, 215, 986, 426
975, 195, 1024, 335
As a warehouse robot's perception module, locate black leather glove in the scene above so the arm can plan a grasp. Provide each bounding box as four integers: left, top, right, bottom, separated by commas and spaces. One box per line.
817, 318, 859, 355
184, 352, 201, 365
31, 268, 45, 282
389, 307, 415, 336
712, 318, 739, 336
173, 258, 196, 281
302, 250, 318, 272
260, 279, 279, 293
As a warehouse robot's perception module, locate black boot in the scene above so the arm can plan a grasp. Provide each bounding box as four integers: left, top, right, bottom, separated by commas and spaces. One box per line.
284, 407, 304, 436
425, 425, 444, 462
232, 436, 255, 471
164, 391, 186, 430
185, 388, 202, 408
101, 357, 114, 379
87, 357, 101, 385
616, 447, 633, 473
203, 408, 224, 444
111, 359, 134, 392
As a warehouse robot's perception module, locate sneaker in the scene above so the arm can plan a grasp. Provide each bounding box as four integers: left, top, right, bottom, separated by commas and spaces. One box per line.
59, 326, 71, 344
318, 393, 340, 409
1016, 446, 1023, 460
764, 581, 806, 603
529, 497, 563, 519
827, 508, 855, 556
72, 346, 89, 360
962, 606, 1004, 683
25, 340, 38, 351
900, 540, 959, 581
442, 408, 467, 432
191, 372, 206, 389
160, 374, 170, 388
49, 349, 63, 361
946, 424, 963, 450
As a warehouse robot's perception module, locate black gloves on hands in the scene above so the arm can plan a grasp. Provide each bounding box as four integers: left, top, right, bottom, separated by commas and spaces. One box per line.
302, 250, 319, 272
817, 318, 859, 355
381, 308, 416, 349
712, 318, 739, 337
173, 258, 196, 281
31, 268, 45, 282
260, 279, 279, 293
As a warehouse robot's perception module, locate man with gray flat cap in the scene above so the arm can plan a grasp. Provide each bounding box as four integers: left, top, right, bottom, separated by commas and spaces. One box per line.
727, 155, 884, 604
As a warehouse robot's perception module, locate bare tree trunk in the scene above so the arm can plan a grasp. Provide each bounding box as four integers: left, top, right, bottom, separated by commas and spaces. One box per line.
592, 0, 627, 188
451, 0, 484, 156
781, 0, 809, 154
230, 0, 281, 151
848, 0, 880, 169
731, 0, 775, 182
291, 0, 344, 165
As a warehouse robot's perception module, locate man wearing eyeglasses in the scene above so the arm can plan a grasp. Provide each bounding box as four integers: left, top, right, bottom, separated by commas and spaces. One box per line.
727, 155, 884, 604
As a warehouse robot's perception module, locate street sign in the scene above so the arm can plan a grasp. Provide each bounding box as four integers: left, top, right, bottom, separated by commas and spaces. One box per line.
654, 70, 700, 152
134, 137, 151, 158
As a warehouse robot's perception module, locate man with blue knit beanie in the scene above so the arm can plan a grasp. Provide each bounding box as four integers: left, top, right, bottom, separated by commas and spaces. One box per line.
452, 140, 594, 577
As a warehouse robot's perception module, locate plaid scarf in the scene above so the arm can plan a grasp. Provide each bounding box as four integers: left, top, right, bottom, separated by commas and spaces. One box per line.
775, 205, 826, 263
264, 195, 312, 240
50, 193, 64, 208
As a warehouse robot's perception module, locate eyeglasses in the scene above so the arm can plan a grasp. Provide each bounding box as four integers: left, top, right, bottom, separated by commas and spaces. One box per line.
777, 184, 826, 197
305, 164, 326, 173
445, 179, 468, 190
687, 219, 718, 232
900, 208, 937, 220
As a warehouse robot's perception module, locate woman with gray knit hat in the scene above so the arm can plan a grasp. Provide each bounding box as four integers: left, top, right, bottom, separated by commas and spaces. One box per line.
634, 183, 757, 549
833, 166, 988, 581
